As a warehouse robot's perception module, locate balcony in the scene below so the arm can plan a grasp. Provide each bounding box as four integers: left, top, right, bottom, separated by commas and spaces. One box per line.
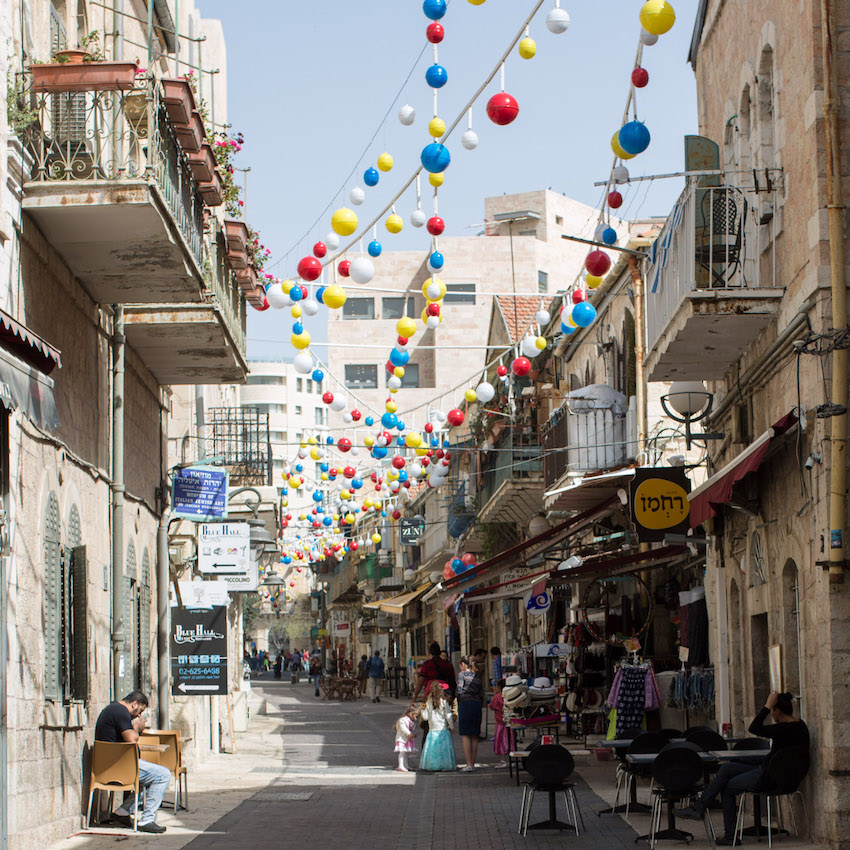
644, 180, 783, 381
19, 74, 207, 304
477, 427, 543, 525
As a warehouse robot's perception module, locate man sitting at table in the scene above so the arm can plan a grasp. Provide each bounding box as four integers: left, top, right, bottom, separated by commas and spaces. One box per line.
94, 691, 171, 834
676, 691, 809, 845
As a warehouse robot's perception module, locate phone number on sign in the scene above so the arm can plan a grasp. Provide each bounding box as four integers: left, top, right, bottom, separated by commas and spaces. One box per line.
178, 667, 221, 676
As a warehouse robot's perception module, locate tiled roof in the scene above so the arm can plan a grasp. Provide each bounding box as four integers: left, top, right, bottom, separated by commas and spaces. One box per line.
495, 295, 550, 343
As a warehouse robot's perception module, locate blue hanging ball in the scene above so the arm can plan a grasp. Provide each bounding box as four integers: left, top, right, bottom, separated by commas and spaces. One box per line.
382, 412, 398, 429
316, 286, 326, 304
364, 167, 380, 187
312, 490, 322, 502
283, 556, 292, 564
326, 436, 334, 445
398, 470, 409, 482
292, 321, 304, 335
442, 439, 450, 448
618, 121, 651, 155
316, 506, 324, 513
397, 436, 406, 446
381, 510, 388, 518
561, 322, 576, 335
421, 142, 451, 174
312, 369, 324, 382
320, 462, 329, 472
428, 251, 445, 271
423, 0, 447, 20
365, 416, 375, 426
430, 436, 439, 447
602, 227, 617, 245
572, 301, 598, 328
425, 63, 448, 89
372, 445, 388, 459
368, 240, 382, 257
290, 285, 304, 302
351, 478, 363, 490
322, 516, 333, 527
389, 348, 410, 367
397, 421, 406, 432
295, 463, 303, 473
451, 558, 464, 572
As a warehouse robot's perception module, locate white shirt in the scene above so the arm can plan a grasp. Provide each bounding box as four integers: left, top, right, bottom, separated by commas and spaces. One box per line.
420, 700, 453, 732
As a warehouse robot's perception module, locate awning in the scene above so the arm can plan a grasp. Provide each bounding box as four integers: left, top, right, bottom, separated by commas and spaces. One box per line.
544, 469, 635, 513
328, 583, 362, 609
551, 544, 690, 583
0, 307, 61, 375
362, 583, 431, 615
688, 410, 798, 527
0, 346, 60, 430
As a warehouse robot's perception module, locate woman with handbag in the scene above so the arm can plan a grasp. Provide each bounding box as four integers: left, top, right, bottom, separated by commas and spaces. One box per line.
456, 657, 484, 772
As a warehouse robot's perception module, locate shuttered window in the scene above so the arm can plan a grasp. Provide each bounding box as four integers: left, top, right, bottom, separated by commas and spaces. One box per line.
69, 545, 88, 701
43, 493, 62, 700
123, 541, 138, 694
140, 550, 152, 692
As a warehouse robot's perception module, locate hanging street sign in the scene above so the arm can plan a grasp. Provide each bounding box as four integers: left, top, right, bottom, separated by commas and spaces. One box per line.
220, 557, 260, 592
197, 522, 251, 574
170, 604, 228, 696
171, 466, 229, 520
399, 518, 425, 545
629, 467, 691, 542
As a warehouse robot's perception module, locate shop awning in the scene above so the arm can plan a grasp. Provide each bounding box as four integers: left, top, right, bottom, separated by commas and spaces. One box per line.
362, 583, 431, 615
0, 307, 61, 375
551, 544, 690, 583
544, 468, 635, 513
0, 346, 60, 431
328, 583, 362, 609
688, 410, 798, 527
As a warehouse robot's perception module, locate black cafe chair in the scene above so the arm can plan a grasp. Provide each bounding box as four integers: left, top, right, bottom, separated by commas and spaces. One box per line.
616, 732, 669, 819
732, 738, 770, 751
734, 746, 811, 849
518, 745, 585, 837
658, 728, 683, 741
684, 724, 717, 736
685, 728, 728, 752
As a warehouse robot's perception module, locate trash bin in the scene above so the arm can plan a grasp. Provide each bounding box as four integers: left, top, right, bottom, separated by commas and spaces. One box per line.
290, 669, 299, 684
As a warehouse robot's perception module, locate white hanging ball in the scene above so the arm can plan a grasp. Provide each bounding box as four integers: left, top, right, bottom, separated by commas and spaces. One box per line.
390, 480, 400, 492
330, 393, 348, 411
426, 315, 441, 330
343, 412, 353, 424
612, 165, 630, 184
380, 482, 389, 492
433, 410, 447, 422
325, 232, 340, 251
500, 374, 509, 383
266, 282, 288, 309
301, 298, 320, 316
400, 487, 411, 500
521, 335, 540, 358
545, 8, 570, 34
293, 351, 313, 374
426, 282, 442, 300
408, 462, 423, 478
461, 129, 479, 150
351, 446, 360, 456
350, 257, 375, 284
298, 447, 309, 459
349, 187, 366, 206
377, 435, 388, 448
427, 257, 444, 274
639, 28, 658, 46
535, 309, 550, 325
316, 447, 326, 458
476, 382, 495, 403
399, 104, 416, 126
410, 209, 427, 228
594, 223, 607, 242
388, 375, 402, 390
428, 473, 444, 489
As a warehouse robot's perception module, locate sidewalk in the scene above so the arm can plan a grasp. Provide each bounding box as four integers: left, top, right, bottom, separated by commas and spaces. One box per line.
47, 681, 823, 849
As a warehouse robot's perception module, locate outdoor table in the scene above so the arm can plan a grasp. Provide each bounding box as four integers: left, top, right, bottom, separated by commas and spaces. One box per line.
138, 743, 170, 753
338, 679, 359, 701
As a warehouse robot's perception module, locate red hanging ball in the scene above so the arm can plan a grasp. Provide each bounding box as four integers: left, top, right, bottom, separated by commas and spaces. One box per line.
511, 356, 532, 377
585, 250, 612, 277
392, 455, 405, 469
338, 437, 352, 452
631, 67, 649, 88
350, 409, 361, 421
297, 256, 322, 281
424, 422, 434, 433
338, 259, 351, 277
426, 21, 444, 43
497, 364, 508, 377
572, 289, 586, 304
313, 241, 327, 258
252, 296, 270, 312
386, 360, 396, 374
426, 302, 441, 317
427, 216, 445, 236
343, 466, 356, 478
608, 191, 623, 209
392, 509, 402, 520
446, 409, 465, 426
322, 391, 334, 405
397, 336, 408, 346
486, 91, 520, 126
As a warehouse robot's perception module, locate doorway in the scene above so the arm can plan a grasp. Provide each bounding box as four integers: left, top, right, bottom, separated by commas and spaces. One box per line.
751, 612, 770, 712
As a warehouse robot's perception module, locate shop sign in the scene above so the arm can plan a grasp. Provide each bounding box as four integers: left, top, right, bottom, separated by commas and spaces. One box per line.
220, 557, 259, 592
535, 643, 571, 658
399, 518, 425, 545
171, 580, 229, 608
170, 604, 228, 695
310, 627, 328, 638
197, 522, 251, 574
629, 468, 691, 542
172, 466, 228, 520
333, 621, 351, 637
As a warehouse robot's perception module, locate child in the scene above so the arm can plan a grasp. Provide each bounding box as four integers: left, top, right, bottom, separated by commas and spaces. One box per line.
418, 682, 457, 772
489, 678, 509, 768
394, 706, 419, 771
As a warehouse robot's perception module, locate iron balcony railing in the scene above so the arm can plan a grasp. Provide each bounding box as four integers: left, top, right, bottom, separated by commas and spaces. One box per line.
19, 73, 205, 270
479, 429, 543, 508
644, 179, 775, 362
206, 221, 247, 357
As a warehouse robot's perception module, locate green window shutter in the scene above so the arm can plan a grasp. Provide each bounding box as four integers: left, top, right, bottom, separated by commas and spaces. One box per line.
140, 550, 151, 693
43, 493, 62, 701
124, 542, 138, 692
70, 545, 88, 701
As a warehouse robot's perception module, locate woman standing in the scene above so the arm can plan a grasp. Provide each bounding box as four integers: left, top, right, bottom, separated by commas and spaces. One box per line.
456, 657, 484, 772
419, 682, 457, 772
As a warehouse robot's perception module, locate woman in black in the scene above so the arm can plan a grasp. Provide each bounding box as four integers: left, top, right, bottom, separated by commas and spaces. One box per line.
677, 691, 809, 844
457, 657, 484, 772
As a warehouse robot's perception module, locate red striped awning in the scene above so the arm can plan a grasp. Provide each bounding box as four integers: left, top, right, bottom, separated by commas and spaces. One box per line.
0, 308, 61, 375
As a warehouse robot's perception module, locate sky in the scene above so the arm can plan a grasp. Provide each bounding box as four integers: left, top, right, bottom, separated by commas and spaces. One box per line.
196, 0, 698, 363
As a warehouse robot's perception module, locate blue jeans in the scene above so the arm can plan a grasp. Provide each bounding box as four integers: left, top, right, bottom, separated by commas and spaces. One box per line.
122, 759, 171, 825
697, 760, 762, 837
311, 673, 322, 695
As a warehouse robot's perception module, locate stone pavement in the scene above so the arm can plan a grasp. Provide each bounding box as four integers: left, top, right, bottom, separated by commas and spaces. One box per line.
47, 679, 822, 850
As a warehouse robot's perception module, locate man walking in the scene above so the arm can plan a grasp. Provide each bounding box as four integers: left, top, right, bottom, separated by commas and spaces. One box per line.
366, 650, 385, 703
94, 691, 170, 834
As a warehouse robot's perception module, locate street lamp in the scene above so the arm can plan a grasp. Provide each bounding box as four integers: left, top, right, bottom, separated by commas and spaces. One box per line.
660, 381, 724, 450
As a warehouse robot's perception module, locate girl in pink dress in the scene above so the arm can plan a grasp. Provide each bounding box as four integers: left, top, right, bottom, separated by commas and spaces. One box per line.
489, 678, 509, 767
394, 706, 419, 771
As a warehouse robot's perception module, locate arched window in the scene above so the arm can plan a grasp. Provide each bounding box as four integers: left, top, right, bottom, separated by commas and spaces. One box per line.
755, 47, 776, 173
123, 541, 139, 691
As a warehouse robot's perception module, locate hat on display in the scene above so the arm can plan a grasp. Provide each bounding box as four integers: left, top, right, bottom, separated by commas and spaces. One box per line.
505, 674, 523, 687
532, 677, 552, 689
503, 685, 529, 709
565, 692, 579, 713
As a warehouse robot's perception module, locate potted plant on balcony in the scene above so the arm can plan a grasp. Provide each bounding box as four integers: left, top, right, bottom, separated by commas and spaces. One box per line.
198, 169, 223, 207
223, 219, 249, 269
188, 141, 216, 183
173, 109, 205, 153
160, 77, 196, 126
30, 31, 139, 93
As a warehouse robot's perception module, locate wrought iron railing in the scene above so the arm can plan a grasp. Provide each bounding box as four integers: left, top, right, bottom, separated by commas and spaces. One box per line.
479, 429, 543, 508
206, 221, 247, 357
18, 73, 205, 270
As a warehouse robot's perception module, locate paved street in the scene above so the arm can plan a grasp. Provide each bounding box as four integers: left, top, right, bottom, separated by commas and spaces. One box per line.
49, 680, 821, 850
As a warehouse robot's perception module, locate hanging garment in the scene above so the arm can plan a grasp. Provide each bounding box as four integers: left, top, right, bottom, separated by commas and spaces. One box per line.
615, 665, 649, 737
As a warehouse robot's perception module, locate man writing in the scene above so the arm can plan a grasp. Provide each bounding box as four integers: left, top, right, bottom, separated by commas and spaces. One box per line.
94, 691, 171, 834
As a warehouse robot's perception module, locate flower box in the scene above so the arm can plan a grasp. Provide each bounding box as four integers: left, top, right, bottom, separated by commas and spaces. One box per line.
30, 60, 139, 93
198, 170, 223, 207
223, 219, 249, 253
160, 77, 195, 126
227, 248, 248, 270
235, 266, 259, 293
173, 110, 205, 153
188, 142, 215, 183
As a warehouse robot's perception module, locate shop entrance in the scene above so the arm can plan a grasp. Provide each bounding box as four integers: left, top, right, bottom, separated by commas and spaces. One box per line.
751, 612, 770, 711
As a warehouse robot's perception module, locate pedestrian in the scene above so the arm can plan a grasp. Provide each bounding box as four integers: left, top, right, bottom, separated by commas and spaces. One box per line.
394, 705, 419, 772
676, 691, 810, 845
456, 657, 484, 772
273, 653, 283, 680
366, 650, 385, 702
302, 649, 309, 673
94, 691, 170, 834
490, 646, 503, 686
489, 678, 509, 768
357, 654, 369, 695
309, 655, 323, 697
413, 642, 456, 745
419, 682, 457, 772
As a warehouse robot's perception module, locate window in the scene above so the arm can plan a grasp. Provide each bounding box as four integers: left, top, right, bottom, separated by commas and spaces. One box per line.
306, 379, 313, 394
538, 270, 549, 293
342, 297, 375, 319
314, 407, 325, 426
254, 403, 285, 416
388, 363, 420, 388
297, 378, 303, 393
295, 405, 302, 416
246, 375, 285, 386
345, 364, 378, 389
555, 215, 563, 225
382, 297, 414, 320
443, 284, 476, 304
295, 431, 303, 442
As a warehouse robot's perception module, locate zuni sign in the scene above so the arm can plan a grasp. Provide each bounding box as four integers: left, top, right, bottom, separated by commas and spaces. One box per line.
629, 468, 691, 542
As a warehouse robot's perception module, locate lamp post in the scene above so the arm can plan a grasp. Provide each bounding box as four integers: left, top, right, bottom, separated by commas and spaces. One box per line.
660, 381, 724, 451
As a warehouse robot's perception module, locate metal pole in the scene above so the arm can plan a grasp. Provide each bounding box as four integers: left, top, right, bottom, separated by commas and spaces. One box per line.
173, 0, 179, 75
111, 306, 126, 699
157, 508, 171, 728
627, 256, 647, 457
146, 0, 154, 68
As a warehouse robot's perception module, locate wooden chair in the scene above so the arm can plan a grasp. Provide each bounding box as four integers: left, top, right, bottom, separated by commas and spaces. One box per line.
142, 731, 188, 810
87, 741, 140, 831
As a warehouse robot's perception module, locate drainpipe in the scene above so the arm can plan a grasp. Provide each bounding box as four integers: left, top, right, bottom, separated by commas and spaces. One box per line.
111, 306, 126, 698
627, 256, 647, 458
820, 0, 848, 583
157, 507, 171, 729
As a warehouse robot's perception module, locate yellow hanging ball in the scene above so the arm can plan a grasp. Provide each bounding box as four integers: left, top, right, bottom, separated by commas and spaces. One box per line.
429, 172, 445, 188
341, 489, 351, 500
364, 436, 375, 447
364, 498, 374, 509
535, 336, 547, 351
518, 36, 537, 59
385, 400, 398, 414
291, 305, 302, 318
281, 498, 288, 507
299, 514, 307, 521
640, 0, 676, 35
310, 448, 320, 461
586, 275, 604, 289
405, 432, 423, 448
331, 207, 359, 237
291, 331, 311, 350
371, 532, 382, 544
393, 366, 405, 378
567, 314, 577, 328
464, 388, 477, 403
288, 477, 301, 489
387, 469, 399, 481
421, 277, 447, 300
386, 213, 404, 234
468, 0, 486, 4
320, 472, 329, 481
389, 386, 399, 394
337, 467, 345, 475
415, 446, 428, 457
308, 436, 318, 445
397, 316, 417, 338
611, 132, 637, 160
428, 117, 446, 138
323, 284, 348, 309
377, 152, 394, 172
281, 279, 294, 294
